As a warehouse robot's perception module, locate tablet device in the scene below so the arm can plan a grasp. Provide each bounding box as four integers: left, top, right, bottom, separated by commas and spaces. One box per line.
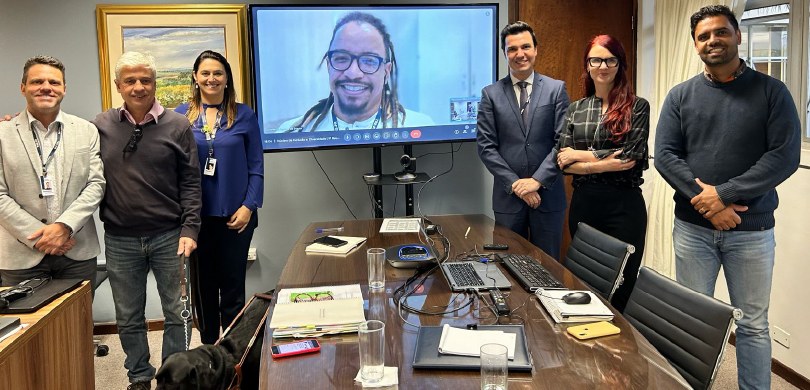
412, 325, 532, 372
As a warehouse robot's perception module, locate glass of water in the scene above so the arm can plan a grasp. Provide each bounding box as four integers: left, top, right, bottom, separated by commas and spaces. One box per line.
358, 320, 385, 383
480, 343, 508, 390
366, 248, 386, 290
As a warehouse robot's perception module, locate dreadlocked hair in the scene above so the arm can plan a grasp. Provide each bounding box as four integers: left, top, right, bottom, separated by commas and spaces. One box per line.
292, 11, 405, 132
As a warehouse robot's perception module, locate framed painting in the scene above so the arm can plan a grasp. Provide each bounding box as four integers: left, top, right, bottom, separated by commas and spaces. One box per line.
96, 4, 251, 110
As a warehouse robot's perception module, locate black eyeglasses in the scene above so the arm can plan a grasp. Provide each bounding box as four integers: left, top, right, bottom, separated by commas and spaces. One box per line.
587, 57, 620, 68
123, 125, 143, 153
325, 50, 386, 74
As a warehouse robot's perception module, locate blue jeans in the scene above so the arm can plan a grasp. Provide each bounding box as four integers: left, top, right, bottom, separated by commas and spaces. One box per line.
673, 218, 774, 390
106, 229, 190, 384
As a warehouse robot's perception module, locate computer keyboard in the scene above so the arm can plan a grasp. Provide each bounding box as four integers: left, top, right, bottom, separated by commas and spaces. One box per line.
446, 262, 485, 287
499, 253, 565, 291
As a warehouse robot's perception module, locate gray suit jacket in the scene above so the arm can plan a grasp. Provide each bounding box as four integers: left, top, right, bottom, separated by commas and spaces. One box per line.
477, 73, 570, 213
0, 111, 105, 270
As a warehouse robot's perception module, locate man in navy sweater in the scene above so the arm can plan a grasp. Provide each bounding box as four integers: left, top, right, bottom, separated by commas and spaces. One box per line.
654, 5, 800, 390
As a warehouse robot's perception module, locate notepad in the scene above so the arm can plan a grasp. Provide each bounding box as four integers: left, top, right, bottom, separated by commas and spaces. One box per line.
379, 218, 422, 233
535, 290, 614, 323
305, 236, 367, 255
269, 284, 366, 338
437, 324, 517, 359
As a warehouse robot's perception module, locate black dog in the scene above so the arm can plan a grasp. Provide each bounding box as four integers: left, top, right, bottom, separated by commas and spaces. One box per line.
156, 294, 272, 390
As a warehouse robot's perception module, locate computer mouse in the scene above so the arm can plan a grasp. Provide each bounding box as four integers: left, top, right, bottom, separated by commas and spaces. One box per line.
562, 292, 591, 305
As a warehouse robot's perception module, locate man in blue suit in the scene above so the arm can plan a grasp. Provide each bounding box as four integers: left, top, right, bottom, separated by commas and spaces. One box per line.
477, 21, 569, 259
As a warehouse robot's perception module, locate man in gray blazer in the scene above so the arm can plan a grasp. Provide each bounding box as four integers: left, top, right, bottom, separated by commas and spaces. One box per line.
0, 56, 105, 286
477, 21, 569, 259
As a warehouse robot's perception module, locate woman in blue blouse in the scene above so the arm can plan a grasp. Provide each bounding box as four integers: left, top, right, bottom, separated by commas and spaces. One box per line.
176, 50, 264, 343
555, 35, 649, 312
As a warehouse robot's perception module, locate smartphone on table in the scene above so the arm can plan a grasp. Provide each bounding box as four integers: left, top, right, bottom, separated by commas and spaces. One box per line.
270, 339, 321, 359
313, 235, 348, 247
566, 321, 621, 340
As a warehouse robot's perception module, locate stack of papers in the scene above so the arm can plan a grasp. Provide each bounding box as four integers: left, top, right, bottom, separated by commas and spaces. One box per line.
305, 236, 367, 255
437, 324, 517, 360
535, 290, 614, 323
269, 284, 366, 338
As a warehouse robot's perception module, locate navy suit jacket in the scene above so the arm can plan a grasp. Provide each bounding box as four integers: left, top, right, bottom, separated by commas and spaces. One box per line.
477, 73, 569, 213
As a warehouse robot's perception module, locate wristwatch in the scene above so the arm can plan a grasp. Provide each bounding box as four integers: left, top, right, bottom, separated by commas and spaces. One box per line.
57, 222, 74, 238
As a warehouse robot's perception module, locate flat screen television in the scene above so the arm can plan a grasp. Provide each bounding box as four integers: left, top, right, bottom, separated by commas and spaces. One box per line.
250, 4, 499, 152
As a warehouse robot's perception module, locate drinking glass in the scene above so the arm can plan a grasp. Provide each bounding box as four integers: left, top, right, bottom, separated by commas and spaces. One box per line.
480, 343, 508, 390
367, 248, 386, 290
358, 320, 385, 383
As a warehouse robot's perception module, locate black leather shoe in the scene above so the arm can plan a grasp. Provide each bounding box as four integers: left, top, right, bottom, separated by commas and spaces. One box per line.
127, 381, 151, 390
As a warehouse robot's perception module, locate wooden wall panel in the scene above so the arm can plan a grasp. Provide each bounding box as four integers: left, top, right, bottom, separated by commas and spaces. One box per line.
513, 0, 637, 259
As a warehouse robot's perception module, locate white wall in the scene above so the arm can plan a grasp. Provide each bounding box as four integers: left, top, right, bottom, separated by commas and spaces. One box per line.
638, 0, 810, 380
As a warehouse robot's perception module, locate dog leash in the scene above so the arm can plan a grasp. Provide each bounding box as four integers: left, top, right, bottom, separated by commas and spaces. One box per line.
179, 254, 191, 350
224, 293, 273, 389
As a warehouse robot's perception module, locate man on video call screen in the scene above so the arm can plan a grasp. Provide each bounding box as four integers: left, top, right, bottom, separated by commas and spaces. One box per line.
277, 12, 434, 132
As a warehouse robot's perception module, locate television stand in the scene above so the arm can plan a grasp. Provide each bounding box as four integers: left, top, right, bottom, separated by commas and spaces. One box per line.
364, 172, 430, 186
366, 145, 428, 217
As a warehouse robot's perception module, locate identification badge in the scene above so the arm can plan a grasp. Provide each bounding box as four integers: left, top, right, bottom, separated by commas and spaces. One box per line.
40, 176, 55, 196
204, 157, 217, 176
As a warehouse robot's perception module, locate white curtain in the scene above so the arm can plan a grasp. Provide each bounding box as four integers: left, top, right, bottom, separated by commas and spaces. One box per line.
645, 0, 746, 278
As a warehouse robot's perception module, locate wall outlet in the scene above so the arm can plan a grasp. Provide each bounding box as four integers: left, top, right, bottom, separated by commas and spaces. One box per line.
771, 326, 790, 348
247, 247, 257, 261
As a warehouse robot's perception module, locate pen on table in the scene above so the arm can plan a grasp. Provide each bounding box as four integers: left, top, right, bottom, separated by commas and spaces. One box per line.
315, 226, 344, 234
465, 226, 471, 239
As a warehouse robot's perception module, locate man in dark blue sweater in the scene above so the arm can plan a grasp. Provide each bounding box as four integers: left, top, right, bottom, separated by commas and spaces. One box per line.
654, 6, 801, 390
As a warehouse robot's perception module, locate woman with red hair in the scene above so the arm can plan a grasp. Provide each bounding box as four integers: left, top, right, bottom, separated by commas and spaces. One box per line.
556, 35, 649, 312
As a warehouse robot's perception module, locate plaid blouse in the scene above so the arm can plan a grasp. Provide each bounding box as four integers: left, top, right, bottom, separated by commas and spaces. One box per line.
557, 95, 650, 188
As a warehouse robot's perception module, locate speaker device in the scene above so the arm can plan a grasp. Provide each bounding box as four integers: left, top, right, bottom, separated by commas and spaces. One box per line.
386, 244, 435, 268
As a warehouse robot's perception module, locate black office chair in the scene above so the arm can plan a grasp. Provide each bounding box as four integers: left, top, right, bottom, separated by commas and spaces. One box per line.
563, 222, 634, 300
623, 267, 741, 390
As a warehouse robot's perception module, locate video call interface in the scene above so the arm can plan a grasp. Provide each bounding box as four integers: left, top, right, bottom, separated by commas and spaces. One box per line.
251, 5, 498, 151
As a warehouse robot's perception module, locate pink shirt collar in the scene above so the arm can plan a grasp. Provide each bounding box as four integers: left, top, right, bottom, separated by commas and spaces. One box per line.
119, 98, 165, 125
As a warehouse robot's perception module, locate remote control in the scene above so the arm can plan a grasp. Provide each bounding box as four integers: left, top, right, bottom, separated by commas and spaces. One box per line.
488, 290, 510, 315
483, 243, 509, 250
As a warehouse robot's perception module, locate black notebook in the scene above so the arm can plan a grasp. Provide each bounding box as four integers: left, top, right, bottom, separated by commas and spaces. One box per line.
412, 324, 533, 372
1, 279, 82, 314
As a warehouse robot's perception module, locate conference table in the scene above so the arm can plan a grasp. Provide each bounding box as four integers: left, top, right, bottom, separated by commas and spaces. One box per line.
259, 214, 689, 389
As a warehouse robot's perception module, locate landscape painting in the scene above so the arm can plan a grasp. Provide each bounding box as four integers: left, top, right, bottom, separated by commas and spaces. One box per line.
95, 4, 251, 110
123, 27, 226, 108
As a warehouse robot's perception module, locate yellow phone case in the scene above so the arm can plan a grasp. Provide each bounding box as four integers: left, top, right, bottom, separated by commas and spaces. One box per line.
567, 321, 621, 340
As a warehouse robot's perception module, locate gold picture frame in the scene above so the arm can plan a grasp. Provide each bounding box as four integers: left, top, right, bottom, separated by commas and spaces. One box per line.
96, 4, 251, 111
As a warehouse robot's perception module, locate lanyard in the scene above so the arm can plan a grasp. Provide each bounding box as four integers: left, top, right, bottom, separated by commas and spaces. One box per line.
332, 106, 381, 131
30, 123, 62, 177
201, 106, 223, 157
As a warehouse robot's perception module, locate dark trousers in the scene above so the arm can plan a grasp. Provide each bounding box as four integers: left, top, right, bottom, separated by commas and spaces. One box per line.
495, 206, 565, 260
197, 214, 257, 344
568, 183, 647, 312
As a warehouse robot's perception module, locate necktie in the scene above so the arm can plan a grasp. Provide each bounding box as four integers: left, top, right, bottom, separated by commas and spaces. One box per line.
518, 81, 529, 128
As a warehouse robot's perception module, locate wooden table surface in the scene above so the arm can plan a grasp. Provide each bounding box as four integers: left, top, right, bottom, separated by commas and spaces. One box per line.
0, 281, 94, 389
259, 214, 689, 389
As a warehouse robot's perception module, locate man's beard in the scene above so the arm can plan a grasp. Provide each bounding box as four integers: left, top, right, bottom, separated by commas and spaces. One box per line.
336, 96, 372, 117
700, 44, 737, 66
